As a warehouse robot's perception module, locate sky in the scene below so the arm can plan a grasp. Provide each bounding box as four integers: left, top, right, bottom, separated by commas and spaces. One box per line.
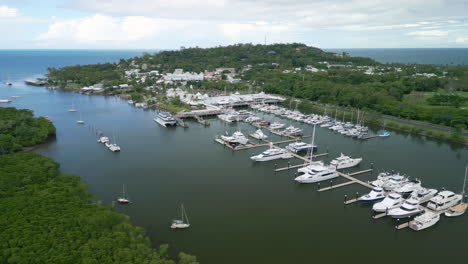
1, 0, 468, 49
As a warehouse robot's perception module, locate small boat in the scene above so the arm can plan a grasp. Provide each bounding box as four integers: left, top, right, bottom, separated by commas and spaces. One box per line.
382, 175, 409, 191
171, 204, 190, 229
372, 192, 404, 212
329, 153, 362, 169
359, 187, 386, 202
251, 146, 293, 162
427, 190, 462, 211
97, 136, 110, 144
117, 184, 130, 204
283, 126, 303, 136
387, 197, 424, 218
127, 100, 134, 104
445, 166, 467, 217
221, 131, 249, 146
379, 131, 390, 137
6, 82, 12, 86
68, 100, 77, 112
409, 211, 440, 231
285, 141, 315, 153
10, 96, 21, 98
269, 122, 285, 130
250, 129, 268, 140
0, 99, 11, 103
106, 135, 121, 152
154, 111, 177, 127
77, 112, 85, 124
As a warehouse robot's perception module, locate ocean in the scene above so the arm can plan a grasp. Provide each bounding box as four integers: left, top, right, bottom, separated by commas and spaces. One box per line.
327, 48, 468, 65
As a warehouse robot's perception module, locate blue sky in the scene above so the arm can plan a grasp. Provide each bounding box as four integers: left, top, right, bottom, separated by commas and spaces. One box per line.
1, 0, 468, 49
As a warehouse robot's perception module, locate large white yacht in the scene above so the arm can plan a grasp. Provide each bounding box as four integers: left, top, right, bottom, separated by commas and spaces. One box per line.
294, 163, 339, 184
221, 131, 249, 146
283, 126, 303, 136
410, 188, 438, 203
394, 179, 422, 194
285, 142, 315, 153
427, 190, 462, 211
154, 111, 177, 127
250, 129, 268, 140
369, 172, 394, 187
382, 175, 409, 191
329, 153, 362, 169
359, 187, 386, 202
269, 122, 285, 130
387, 197, 424, 218
97, 136, 110, 144
250, 147, 293, 162
409, 211, 440, 231
372, 193, 404, 212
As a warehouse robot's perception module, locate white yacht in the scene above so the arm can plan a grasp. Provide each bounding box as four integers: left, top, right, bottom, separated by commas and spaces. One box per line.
251, 147, 293, 162
269, 122, 285, 130
372, 193, 404, 212
394, 180, 422, 194
369, 172, 394, 187
107, 143, 121, 152
387, 197, 424, 218
76, 112, 85, 124
117, 184, 130, 204
221, 131, 249, 146
409, 211, 440, 231
410, 188, 438, 203
382, 175, 409, 191
427, 190, 462, 211
245, 115, 261, 123
0, 99, 11, 103
359, 187, 386, 202
294, 163, 339, 184
171, 204, 190, 229
154, 111, 177, 127
329, 153, 362, 169
97, 136, 110, 144
250, 129, 268, 140
285, 142, 315, 153
283, 126, 303, 136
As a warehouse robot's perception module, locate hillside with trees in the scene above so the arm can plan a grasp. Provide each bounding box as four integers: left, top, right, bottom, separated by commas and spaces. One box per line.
0, 107, 56, 154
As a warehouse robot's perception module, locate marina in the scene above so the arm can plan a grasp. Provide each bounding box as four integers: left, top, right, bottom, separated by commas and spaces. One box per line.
2, 52, 467, 263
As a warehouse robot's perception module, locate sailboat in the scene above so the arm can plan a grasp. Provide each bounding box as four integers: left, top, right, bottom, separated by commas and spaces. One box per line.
445, 166, 468, 217
5, 75, 12, 86
68, 100, 77, 112
76, 112, 85, 124
117, 184, 130, 204
171, 204, 190, 229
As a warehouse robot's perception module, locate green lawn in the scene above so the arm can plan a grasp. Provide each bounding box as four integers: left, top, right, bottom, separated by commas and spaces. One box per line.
403, 91, 468, 108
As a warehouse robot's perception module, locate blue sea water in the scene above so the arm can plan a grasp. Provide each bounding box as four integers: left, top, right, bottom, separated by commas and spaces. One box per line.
0, 49, 152, 83
326, 48, 468, 65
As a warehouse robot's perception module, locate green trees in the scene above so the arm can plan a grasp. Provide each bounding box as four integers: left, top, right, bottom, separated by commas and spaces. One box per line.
0, 153, 198, 264
0, 107, 56, 154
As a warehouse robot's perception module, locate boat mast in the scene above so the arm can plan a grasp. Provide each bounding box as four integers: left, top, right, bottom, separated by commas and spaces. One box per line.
463, 166, 468, 202
183, 204, 189, 225
308, 124, 316, 163
123, 184, 126, 198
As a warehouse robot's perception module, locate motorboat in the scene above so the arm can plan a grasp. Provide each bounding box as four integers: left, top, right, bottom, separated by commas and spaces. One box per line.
269, 122, 285, 130
221, 131, 249, 146
369, 172, 394, 187
359, 187, 386, 202
382, 175, 409, 191
329, 153, 362, 169
0, 99, 11, 103
294, 163, 339, 184
107, 143, 121, 152
285, 141, 315, 153
445, 166, 468, 217
394, 179, 422, 194
97, 136, 110, 144
117, 184, 130, 204
283, 126, 303, 136
410, 188, 438, 203
250, 129, 268, 140
171, 204, 190, 229
245, 115, 261, 123
427, 190, 462, 211
154, 111, 177, 127
409, 211, 440, 231
387, 197, 424, 218
372, 193, 404, 212
251, 147, 293, 162
379, 131, 390, 137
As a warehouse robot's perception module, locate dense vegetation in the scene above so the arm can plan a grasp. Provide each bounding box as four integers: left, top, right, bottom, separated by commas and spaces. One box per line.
0, 153, 198, 264
45, 43, 468, 129
0, 107, 56, 153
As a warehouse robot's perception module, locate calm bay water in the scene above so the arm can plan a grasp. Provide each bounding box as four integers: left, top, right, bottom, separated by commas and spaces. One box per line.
1, 50, 468, 263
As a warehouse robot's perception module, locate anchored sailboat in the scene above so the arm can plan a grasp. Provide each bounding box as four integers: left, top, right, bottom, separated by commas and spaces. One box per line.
68, 99, 77, 112
76, 112, 84, 124
445, 166, 468, 217
117, 184, 130, 204
171, 204, 190, 229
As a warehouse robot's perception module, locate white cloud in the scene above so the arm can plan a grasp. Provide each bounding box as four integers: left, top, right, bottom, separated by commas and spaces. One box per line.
36, 14, 177, 43
406, 30, 449, 37
454, 36, 468, 44
0, 5, 18, 18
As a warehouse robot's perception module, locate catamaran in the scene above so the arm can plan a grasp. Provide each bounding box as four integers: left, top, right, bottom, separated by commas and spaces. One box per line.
117, 184, 130, 204
171, 204, 190, 229
154, 111, 177, 127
